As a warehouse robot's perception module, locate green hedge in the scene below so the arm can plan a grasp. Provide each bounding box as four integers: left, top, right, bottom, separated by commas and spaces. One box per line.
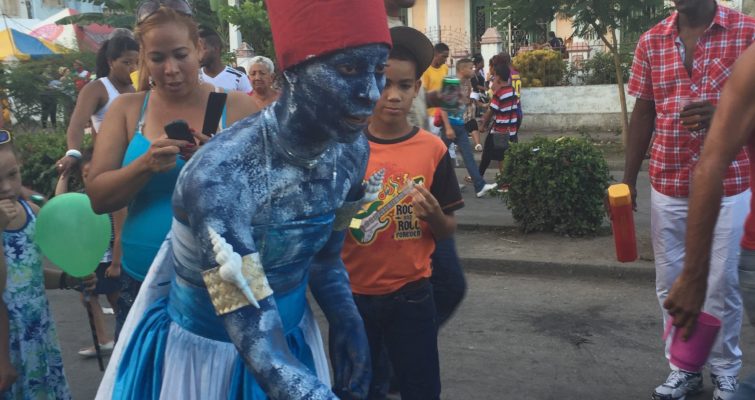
15, 131, 86, 198
581, 51, 632, 85
496, 137, 610, 236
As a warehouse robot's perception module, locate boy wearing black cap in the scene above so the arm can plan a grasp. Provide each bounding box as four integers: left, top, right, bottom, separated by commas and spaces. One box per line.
341, 26, 463, 400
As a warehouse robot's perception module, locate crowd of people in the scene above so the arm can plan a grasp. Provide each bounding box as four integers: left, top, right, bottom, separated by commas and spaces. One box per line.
0, 0, 753, 399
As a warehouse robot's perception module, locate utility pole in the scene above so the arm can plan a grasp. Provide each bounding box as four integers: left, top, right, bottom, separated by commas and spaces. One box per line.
426, 0, 440, 42
227, 0, 242, 53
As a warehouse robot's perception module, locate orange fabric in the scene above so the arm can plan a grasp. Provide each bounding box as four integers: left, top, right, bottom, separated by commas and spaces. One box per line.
343, 129, 447, 295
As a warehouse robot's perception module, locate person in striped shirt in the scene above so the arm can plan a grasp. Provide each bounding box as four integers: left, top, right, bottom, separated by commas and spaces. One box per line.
479, 62, 518, 177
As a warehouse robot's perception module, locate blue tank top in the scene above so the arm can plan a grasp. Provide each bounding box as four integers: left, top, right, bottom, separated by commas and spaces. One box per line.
120, 92, 185, 281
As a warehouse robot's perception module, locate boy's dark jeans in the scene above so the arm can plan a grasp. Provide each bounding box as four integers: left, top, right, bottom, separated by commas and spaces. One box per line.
354, 278, 441, 400
441, 123, 486, 192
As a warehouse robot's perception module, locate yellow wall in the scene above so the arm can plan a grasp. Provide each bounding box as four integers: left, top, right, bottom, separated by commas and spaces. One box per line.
412, 0, 427, 32
743, 0, 755, 15
555, 17, 573, 42
409, 0, 471, 56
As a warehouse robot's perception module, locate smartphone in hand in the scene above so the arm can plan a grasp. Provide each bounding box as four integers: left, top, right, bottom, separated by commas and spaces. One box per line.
164, 119, 194, 143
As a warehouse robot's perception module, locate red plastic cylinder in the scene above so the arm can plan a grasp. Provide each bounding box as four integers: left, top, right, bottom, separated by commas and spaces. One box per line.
608, 184, 638, 262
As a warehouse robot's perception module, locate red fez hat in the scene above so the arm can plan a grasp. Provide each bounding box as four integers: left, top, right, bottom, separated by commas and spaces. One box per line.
266, 0, 392, 71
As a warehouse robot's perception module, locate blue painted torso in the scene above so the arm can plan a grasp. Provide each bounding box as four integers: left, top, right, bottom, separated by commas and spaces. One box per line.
173, 107, 368, 292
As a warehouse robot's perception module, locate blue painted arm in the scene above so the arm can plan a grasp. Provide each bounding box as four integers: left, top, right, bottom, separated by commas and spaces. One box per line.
310, 229, 371, 400
222, 299, 335, 399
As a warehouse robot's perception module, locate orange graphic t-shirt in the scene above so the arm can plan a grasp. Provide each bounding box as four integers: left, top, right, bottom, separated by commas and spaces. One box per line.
343, 127, 464, 295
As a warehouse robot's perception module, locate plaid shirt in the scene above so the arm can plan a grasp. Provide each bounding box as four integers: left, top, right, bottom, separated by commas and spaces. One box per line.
628, 5, 755, 197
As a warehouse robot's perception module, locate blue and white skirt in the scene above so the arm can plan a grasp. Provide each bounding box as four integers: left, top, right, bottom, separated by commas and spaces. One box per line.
95, 236, 330, 400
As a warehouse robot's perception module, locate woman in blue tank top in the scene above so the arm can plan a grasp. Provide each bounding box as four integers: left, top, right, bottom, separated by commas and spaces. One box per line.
85, 7, 258, 336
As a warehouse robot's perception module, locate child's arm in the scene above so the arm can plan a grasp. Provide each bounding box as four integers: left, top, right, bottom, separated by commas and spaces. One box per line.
480, 107, 494, 132
0, 204, 18, 390
105, 208, 127, 278
42, 266, 97, 291
54, 170, 71, 196
411, 184, 457, 240
440, 110, 455, 140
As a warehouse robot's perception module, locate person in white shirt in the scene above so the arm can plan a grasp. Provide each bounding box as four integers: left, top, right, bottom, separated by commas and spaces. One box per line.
198, 26, 252, 93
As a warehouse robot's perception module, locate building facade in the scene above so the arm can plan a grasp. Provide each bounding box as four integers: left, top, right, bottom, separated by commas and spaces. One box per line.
403, 0, 750, 61
2, 0, 101, 21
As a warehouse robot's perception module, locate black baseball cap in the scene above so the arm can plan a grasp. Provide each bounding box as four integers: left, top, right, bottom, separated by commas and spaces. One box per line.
389, 26, 433, 75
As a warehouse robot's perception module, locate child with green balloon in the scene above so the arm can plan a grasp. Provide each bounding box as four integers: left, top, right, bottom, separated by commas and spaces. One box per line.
55, 147, 122, 359
0, 132, 96, 398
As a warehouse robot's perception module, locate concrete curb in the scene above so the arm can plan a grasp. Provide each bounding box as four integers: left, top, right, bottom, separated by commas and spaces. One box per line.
459, 256, 655, 282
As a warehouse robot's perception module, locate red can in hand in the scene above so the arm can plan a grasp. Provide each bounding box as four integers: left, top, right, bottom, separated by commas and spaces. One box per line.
608, 183, 638, 262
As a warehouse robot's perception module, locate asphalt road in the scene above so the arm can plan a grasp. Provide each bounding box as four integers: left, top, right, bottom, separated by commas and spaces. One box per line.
48, 270, 755, 400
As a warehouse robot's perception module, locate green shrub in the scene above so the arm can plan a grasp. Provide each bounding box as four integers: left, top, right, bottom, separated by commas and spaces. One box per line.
581, 51, 632, 85
512, 49, 566, 87
496, 136, 610, 236
1, 53, 96, 127
14, 131, 86, 197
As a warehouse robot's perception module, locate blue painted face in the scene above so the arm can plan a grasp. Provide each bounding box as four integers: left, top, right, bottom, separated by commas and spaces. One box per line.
293, 43, 389, 143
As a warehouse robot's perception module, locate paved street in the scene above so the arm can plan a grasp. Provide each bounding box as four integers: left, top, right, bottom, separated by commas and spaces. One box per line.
49, 270, 755, 400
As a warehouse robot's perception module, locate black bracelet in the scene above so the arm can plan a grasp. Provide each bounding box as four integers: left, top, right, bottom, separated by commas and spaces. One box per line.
59, 272, 68, 290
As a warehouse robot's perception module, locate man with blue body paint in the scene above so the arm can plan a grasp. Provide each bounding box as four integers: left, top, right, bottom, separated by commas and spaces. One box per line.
96, 1, 391, 399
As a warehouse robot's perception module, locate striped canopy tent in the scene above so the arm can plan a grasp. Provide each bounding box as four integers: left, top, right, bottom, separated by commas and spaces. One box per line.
0, 28, 69, 61
30, 9, 113, 53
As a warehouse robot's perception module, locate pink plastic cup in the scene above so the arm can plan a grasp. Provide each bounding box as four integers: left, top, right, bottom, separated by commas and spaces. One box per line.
663, 312, 721, 372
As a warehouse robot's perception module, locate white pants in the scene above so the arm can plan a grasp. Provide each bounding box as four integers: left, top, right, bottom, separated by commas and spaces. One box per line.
651, 188, 750, 376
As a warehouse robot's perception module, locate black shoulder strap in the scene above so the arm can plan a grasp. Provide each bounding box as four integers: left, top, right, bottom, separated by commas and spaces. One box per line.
202, 91, 228, 136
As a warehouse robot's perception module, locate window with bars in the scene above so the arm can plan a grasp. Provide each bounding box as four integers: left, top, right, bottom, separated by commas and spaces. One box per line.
473, 5, 486, 53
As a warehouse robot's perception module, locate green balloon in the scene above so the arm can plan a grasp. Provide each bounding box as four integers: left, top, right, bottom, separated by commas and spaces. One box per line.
34, 193, 111, 278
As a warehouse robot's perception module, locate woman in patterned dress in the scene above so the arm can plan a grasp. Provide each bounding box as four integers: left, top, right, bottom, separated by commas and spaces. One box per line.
0, 137, 95, 399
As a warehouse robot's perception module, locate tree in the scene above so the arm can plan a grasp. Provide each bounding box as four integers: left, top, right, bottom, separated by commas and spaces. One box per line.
220, 0, 274, 60
498, 0, 561, 43
57, 0, 223, 33
558, 0, 665, 144
56, 0, 139, 28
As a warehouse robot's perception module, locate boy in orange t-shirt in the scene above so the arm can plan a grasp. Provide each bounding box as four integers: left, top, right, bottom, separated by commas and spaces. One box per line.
341, 27, 463, 399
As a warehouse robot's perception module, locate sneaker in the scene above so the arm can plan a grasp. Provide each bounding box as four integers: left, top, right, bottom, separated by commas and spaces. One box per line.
476, 183, 497, 198
711, 374, 738, 400
652, 370, 703, 400
474, 143, 483, 152
102, 307, 114, 315
449, 143, 457, 159
78, 341, 114, 358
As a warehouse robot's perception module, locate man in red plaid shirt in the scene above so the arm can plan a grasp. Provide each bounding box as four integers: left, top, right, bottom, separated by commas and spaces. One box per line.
623, 1, 755, 400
